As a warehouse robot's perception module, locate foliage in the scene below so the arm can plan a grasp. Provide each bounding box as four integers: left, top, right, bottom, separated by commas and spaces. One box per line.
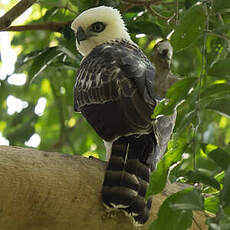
0, 0, 230, 229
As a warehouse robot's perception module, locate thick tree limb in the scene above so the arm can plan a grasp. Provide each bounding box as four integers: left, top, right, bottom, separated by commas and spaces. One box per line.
0, 145, 208, 230
0, 21, 72, 32
0, 0, 37, 30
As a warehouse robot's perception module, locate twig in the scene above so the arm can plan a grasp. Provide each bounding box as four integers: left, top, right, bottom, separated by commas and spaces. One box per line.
122, 0, 182, 6
154, 1, 183, 5
193, 3, 209, 171
120, 4, 135, 14
50, 76, 77, 154
192, 216, 203, 230
123, 0, 160, 4
0, 20, 72, 32
0, 0, 37, 30
207, 32, 230, 41
176, 0, 179, 24
146, 4, 171, 20
63, 2, 78, 15
95, 0, 100, 6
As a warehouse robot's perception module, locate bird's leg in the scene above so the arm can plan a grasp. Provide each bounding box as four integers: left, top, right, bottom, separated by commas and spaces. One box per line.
103, 140, 113, 161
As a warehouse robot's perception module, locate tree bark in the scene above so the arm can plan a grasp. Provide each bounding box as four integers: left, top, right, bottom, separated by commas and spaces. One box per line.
0, 145, 208, 230
0, 21, 72, 32
0, 0, 37, 30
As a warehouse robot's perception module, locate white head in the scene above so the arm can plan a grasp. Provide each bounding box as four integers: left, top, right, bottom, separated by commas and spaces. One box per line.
155, 40, 173, 63
71, 6, 131, 57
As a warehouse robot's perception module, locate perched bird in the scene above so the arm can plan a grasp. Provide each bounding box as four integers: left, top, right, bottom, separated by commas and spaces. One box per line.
71, 6, 176, 226
151, 40, 177, 97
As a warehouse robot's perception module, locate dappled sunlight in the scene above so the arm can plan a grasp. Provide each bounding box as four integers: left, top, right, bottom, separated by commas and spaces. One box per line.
7, 73, 27, 85
6, 95, 28, 115
0, 132, 9, 145
0, 26, 17, 79
25, 133, 41, 148
34, 97, 47, 116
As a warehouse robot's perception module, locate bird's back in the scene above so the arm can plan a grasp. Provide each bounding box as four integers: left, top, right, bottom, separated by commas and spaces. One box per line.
74, 39, 156, 141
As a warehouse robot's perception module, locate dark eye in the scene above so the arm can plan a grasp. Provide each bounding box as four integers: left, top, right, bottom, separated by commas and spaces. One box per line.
91, 22, 106, 33
161, 49, 168, 57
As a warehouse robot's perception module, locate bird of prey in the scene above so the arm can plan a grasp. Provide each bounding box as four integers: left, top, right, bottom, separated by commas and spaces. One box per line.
151, 40, 176, 97
71, 6, 176, 226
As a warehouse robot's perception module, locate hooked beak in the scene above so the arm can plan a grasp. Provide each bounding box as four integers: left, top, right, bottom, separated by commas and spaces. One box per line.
159, 49, 172, 66
76, 26, 87, 44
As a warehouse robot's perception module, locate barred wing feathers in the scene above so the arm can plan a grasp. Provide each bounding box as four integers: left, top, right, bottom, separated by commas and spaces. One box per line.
74, 40, 157, 141
74, 40, 156, 112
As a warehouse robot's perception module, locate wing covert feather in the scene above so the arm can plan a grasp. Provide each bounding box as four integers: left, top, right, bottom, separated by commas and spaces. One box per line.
74, 40, 156, 112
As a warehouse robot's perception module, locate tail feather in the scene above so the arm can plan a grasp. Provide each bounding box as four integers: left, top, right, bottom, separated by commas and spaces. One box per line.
125, 195, 147, 215
125, 159, 150, 182
107, 156, 124, 170
102, 186, 138, 208
104, 170, 139, 191
133, 202, 151, 225
102, 133, 156, 225
136, 178, 149, 197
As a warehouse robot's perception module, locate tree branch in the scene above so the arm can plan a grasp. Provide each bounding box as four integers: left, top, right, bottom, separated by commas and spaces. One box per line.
0, 21, 72, 32
122, 0, 174, 21
145, 4, 172, 20
0, 0, 37, 30
0, 145, 208, 230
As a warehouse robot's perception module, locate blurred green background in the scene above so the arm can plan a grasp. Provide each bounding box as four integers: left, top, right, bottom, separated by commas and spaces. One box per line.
0, 0, 230, 229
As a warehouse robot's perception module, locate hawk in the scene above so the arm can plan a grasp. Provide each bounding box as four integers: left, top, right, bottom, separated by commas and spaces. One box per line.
71, 6, 176, 226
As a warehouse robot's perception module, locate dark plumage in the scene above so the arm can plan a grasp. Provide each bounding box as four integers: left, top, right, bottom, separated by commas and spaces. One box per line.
74, 40, 156, 141
71, 6, 176, 226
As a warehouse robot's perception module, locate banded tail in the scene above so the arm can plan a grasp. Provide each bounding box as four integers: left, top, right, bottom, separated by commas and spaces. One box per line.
102, 133, 156, 225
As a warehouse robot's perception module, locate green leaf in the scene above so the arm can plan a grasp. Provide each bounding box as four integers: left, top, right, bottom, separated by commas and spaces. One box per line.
28, 47, 63, 83
208, 148, 230, 170
39, 0, 62, 8
214, 0, 230, 10
213, 24, 230, 33
185, 0, 200, 9
50, 61, 78, 71
15, 49, 47, 72
205, 196, 219, 214
224, 206, 230, 216
148, 189, 202, 230
167, 77, 197, 102
185, 170, 220, 190
207, 214, 230, 230
208, 59, 230, 78
206, 98, 230, 118
43, 7, 59, 22
171, 4, 206, 51
200, 83, 230, 99
4, 116, 37, 145
169, 189, 204, 211
153, 77, 197, 117
70, 0, 94, 11
148, 210, 192, 230
220, 167, 230, 207
177, 110, 196, 134
127, 21, 163, 37
147, 137, 187, 196
58, 46, 78, 60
